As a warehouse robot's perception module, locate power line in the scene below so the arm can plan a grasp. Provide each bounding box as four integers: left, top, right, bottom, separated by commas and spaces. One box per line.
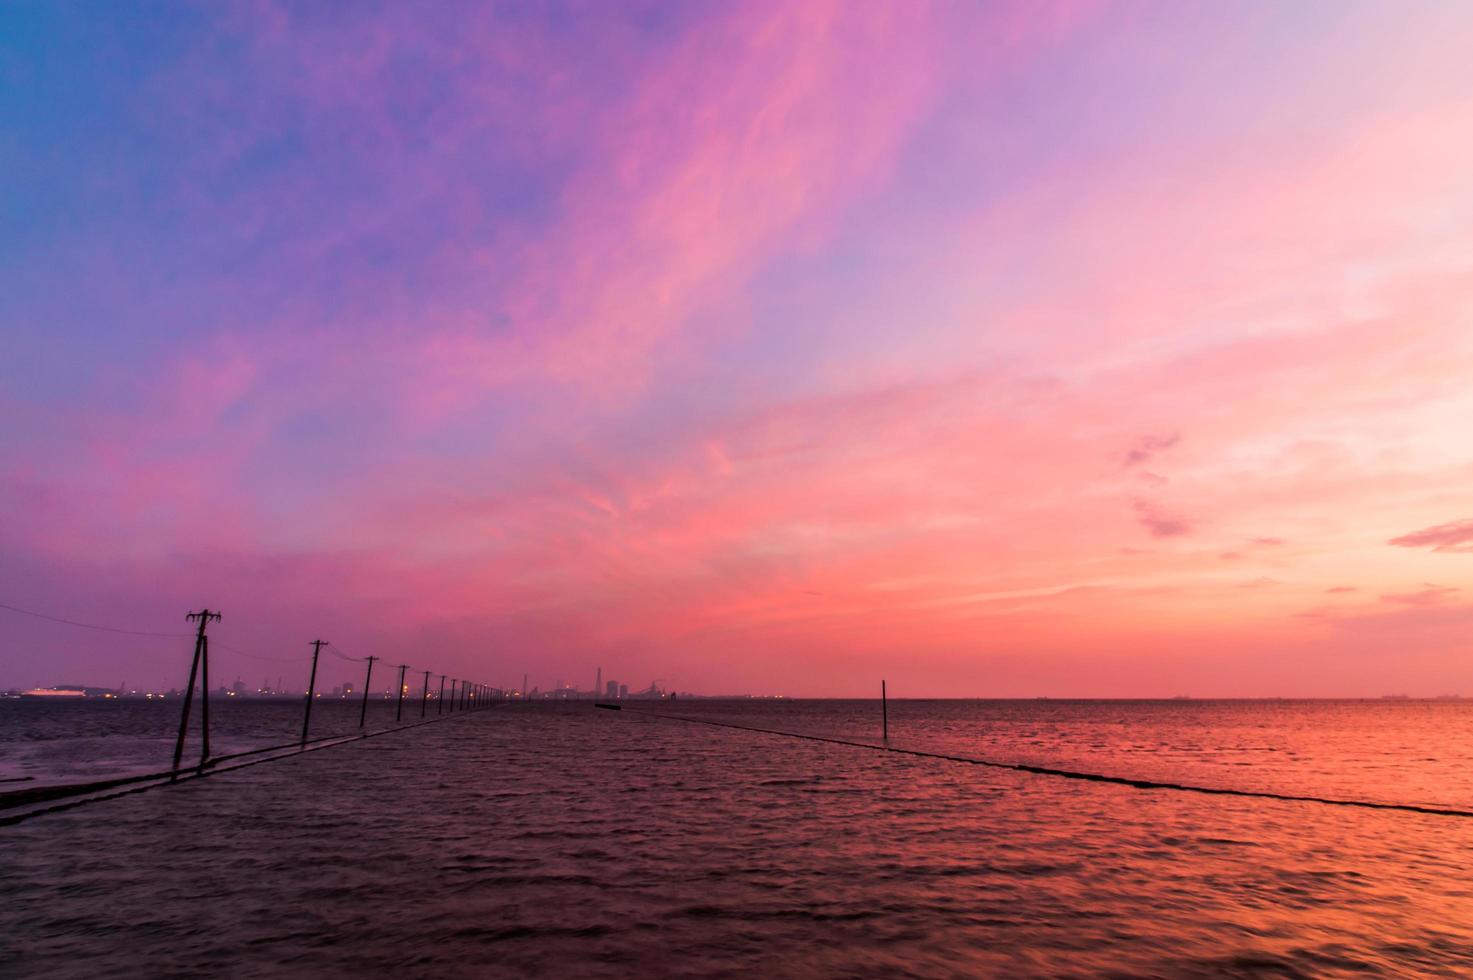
324, 643, 362, 663
0, 599, 191, 639
210, 640, 304, 665
1, 709, 487, 827
614, 708, 1473, 821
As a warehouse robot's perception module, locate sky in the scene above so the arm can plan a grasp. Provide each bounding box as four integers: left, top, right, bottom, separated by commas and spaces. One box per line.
2, 1, 1472, 697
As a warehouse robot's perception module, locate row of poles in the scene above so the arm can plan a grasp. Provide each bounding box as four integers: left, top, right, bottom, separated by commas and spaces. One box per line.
171, 609, 501, 776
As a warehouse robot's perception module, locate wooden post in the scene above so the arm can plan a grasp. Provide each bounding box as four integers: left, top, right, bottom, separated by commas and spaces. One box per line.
394, 664, 408, 722
199, 634, 211, 765
437, 674, 445, 715
359, 656, 378, 728
302, 639, 324, 745
172, 619, 205, 775
421, 670, 430, 718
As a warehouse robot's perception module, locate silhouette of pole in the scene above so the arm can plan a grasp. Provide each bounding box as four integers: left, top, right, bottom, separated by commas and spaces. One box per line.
302, 639, 325, 745
882, 679, 888, 745
199, 634, 211, 765
448, 679, 457, 713
172, 609, 219, 775
437, 674, 445, 715
359, 656, 378, 728
421, 670, 431, 718
394, 664, 408, 722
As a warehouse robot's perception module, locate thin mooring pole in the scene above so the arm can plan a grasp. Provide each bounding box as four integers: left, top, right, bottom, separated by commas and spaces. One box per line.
172, 609, 217, 775
395, 664, 408, 722
882, 679, 888, 745
302, 639, 324, 745
421, 670, 430, 718
359, 656, 378, 728
437, 674, 445, 715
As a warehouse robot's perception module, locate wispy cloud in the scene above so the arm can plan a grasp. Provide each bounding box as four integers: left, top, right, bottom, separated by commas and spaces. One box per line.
1123, 433, 1180, 468
1132, 498, 1191, 538
1380, 584, 1460, 606
1389, 519, 1473, 553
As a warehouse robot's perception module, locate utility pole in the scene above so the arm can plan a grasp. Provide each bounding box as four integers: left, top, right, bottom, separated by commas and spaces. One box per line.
421, 670, 431, 718
882, 679, 888, 744
359, 656, 378, 728
172, 609, 221, 776
437, 674, 445, 715
200, 629, 211, 763
302, 639, 325, 745
394, 664, 409, 722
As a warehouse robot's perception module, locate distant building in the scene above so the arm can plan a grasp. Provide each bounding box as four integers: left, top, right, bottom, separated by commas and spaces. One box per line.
606, 680, 618, 699
618, 684, 628, 699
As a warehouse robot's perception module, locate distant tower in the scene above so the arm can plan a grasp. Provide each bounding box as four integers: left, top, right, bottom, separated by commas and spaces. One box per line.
522, 673, 528, 698
596, 667, 602, 699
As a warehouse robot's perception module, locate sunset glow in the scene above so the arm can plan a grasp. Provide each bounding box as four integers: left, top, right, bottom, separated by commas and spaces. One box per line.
3, 2, 1472, 695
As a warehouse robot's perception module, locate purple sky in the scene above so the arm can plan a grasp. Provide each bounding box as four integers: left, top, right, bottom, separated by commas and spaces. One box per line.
3, 2, 1473, 696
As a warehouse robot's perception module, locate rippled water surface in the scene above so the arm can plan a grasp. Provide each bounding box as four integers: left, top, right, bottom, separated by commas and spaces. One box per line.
6, 699, 1473, 977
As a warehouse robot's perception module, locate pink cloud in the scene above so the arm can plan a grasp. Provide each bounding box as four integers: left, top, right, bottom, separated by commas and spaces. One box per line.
1389, 519, 1473, 553
1380, 584, 1461, 607
1132, 498, 1191, 538
1123, 433, 1179, 468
